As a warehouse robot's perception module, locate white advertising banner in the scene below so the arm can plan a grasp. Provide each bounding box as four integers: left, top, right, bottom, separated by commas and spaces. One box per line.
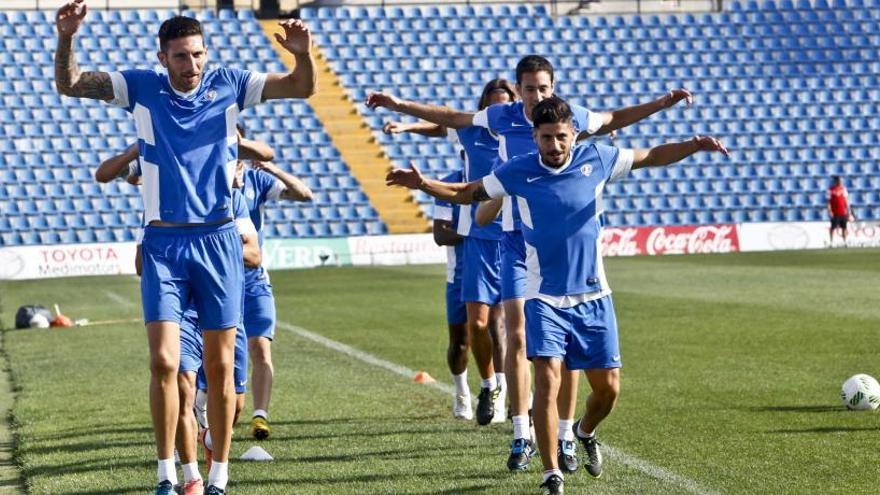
347, 233, 445, 266
0, 242, 138, 280
739, 221, 880, 251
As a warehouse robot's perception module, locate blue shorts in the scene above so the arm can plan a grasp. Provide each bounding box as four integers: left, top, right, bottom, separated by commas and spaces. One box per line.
244, 289, 276, 340
179, 309, 202, 374
196, 323, 249, 394
501, 230, 527, 301
141, 222, 244, 330
446, 281, 467, 325
461, 237, 502, 305
524, 296, 621, 371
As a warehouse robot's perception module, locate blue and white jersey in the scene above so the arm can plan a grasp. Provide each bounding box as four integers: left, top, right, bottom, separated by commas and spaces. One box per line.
241, 168, 284, 287
482, 143, 633, 306
109, 67, 267, 224
135, 188, 255, 244
433, 171, 464, 284
448, 127, 503, 241
473, 101, 603, 232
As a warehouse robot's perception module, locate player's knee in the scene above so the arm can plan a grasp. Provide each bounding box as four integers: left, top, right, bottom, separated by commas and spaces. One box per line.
150, 353, 178, 378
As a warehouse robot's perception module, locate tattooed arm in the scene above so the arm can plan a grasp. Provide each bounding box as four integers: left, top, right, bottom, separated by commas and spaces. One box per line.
54, 0, 114, 100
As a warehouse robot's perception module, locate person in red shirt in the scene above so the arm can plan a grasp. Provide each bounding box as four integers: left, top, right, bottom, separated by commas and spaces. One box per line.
827, 176, 853, 246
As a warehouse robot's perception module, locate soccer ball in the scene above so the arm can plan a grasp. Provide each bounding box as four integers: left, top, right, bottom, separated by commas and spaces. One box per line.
28, 314, 50, 329
840, 374, 880, 410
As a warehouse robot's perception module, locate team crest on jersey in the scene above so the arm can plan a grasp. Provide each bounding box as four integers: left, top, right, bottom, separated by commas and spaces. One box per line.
205, 90, 217, 101
580, 164, 593, 176
246, 187, 256, 200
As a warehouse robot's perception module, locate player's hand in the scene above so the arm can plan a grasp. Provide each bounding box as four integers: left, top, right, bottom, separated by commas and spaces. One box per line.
385, 161, 425, 189
274, 19, 311, 55
250, 160, 280, 175
366, 91, 401, 111
663, 88, 693, 108
693, 135, 729, 157
56, 0, 87, 36
383, 122, 408, 134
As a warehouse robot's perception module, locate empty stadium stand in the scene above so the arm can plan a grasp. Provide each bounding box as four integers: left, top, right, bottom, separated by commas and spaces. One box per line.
0, 8, 387, 246
303, 0, 880, 227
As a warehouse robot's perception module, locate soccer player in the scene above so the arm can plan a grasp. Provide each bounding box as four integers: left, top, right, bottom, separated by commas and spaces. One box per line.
827, 176, 853, 247
55, 2, 315, 492
126, 151, 259, 495
367, 54, 693, 472
387, 96, 728, 494
383, 79, 518, 425
431, 170, 471, 418
231, 125, 314, 440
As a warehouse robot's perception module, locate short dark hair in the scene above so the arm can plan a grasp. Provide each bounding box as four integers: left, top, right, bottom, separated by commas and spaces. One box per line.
477, 79, 518, 110
832, 175, 841, 184
515, 55, 554, 85
531, 96, 573, 128
158, 16, 203, 52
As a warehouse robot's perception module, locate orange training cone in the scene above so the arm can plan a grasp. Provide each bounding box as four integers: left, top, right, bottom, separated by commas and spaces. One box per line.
412, 371, 436, 384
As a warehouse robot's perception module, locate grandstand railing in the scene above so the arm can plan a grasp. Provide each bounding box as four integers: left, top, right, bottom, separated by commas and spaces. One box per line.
7, 0, 723, 15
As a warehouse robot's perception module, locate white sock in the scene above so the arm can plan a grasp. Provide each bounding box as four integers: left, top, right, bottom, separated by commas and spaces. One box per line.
480, 374, 497, 390
207, 460, 228, 490
452, 371, 469, 396
543, 469, 563, 482
253, 409, 268, 420
558, 419, 575, 442
204, 430, 213, 451
495, 372, 506, 392
182, 462, 201, 482
157, 458, 178, 485
512, 415, 530, 440
577, 422, 595, 439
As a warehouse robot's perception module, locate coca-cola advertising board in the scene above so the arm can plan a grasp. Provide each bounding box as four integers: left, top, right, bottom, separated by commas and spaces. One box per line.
739, 221, 880, 251
601, 224, 741, 257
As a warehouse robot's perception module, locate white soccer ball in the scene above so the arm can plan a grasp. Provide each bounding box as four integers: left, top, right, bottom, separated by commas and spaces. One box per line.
840, 374, 880, 411
28, 314, 50, 329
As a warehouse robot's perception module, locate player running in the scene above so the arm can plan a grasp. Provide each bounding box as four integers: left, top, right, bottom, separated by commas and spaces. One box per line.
387, 96, 728, 494
367, 54, 693, 472
431, 170, 471, 419
55, 2, 315, 492
230, 125, 314, 440
382, 79, 518, 424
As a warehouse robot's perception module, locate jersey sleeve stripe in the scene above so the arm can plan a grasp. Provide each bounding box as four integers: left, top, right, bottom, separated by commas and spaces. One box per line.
108, 71, 129, 109
243, 72, 268, 109
609, 148, 634, 183
482, 172, 507, 199
433, 205, 453, 221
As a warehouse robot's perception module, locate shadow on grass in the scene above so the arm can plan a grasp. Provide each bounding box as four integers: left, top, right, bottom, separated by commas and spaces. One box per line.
768, 426, 880, 434
749, 405, 846, 413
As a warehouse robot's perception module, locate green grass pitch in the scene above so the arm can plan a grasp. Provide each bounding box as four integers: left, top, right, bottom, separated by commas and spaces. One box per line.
1, 248, 878, 494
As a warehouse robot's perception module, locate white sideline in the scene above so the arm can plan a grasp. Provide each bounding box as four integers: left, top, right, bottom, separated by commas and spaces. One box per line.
103, 290, 133, 308
277, 320, 720, 495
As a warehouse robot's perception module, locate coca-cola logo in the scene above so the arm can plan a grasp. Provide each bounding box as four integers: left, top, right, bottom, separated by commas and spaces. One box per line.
601, 228, 641, 257
646, 225, 739, 255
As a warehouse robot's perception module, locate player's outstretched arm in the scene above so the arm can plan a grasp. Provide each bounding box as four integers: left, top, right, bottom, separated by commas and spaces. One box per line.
251, 161, 314, 201
593, 89, 693, 136
366, 92, 474, 130
238, 137, 275, 162
383, 121, 447, 138
54, 0, 113, 100
385, 162, 491, 204
433, 219, 462, 246
262, 20, 316, 100
95, 143, 138, 183
631, 135, 729, 170
475, 199, 502, 226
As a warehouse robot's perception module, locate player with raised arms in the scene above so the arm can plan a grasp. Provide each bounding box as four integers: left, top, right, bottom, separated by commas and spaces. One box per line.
229, 125, 314, 440
386, 96, 728, 494
382, 79, 518, 424
367, 55, 693, 472
55, 1, 315, 492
